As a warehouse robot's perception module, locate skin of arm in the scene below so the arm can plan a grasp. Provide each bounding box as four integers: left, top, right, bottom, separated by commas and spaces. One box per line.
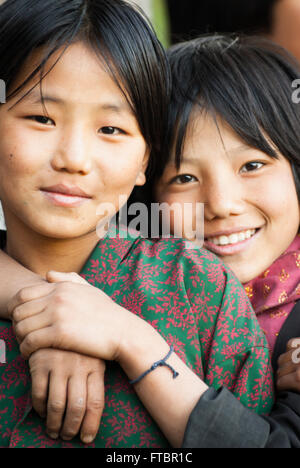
9, 269, 272, 447
12, 276, 209, 447
0, 250, 208, 446
0, 252, 106, 443
118, 319, 209, 447
0, 249, 44, 319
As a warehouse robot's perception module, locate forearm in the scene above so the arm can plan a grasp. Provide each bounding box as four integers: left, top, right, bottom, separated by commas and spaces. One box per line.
118, 318, 208, 448
0, 249, 42, 319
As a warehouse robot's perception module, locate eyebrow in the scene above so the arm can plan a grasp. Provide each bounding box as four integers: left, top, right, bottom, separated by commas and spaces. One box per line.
176, 144, 254, 166
23, 92, 134, 115
226, 144, 253, 154
179, 157, 200, 165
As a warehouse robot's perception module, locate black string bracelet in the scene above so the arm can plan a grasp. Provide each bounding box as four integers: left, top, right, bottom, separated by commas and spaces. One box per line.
129, 345, 179, 385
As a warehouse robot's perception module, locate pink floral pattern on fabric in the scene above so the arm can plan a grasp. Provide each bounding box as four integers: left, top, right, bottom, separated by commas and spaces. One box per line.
0, 234, 273, 447
244, 234, 300, 353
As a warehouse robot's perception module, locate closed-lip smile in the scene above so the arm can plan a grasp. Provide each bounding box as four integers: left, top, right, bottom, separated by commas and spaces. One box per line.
40, 184, 92, 208
41, 184, 91, 198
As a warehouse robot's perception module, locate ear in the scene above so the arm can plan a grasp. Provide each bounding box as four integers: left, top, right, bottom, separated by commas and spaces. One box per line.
135, 149, 150, 186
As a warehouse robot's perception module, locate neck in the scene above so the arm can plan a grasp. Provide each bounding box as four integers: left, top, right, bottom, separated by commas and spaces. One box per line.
4, 219, 100, 279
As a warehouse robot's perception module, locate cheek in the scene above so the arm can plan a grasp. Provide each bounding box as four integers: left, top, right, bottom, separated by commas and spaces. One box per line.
0, 125, 45, 180
256, 170, 299, 226
157, 189, 200, 236
99, 141, 148, 190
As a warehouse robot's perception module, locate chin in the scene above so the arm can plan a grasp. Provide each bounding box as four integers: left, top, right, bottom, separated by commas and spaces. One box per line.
29, 221, 90, 240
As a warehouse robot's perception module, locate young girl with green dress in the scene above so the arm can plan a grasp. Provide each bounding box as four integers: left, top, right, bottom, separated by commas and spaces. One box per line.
1, 1, 299, 449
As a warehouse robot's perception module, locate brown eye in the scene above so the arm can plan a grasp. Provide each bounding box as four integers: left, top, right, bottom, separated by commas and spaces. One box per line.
240, 162, 264, 173
99, 127, 124, 135
171, 174, 197, 185
27, 115, 54, 125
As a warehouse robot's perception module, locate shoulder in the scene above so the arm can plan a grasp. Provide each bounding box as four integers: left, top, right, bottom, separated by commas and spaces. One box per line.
92, 233, 231, 287
129, 236, 233, 289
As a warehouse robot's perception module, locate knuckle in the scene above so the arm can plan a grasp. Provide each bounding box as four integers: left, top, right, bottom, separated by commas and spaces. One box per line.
70, 400, 85, 415
53, 294, 66, 309
14, 322, 24, 338
87, 399, 104, 412
48, 401, 65, 413
24, 333, 37, 350
17, 288, 29, 303
12, 305, 22, 322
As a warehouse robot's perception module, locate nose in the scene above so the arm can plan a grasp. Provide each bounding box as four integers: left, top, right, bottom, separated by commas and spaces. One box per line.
51, 124, 92, 175
204, 167, 245, 221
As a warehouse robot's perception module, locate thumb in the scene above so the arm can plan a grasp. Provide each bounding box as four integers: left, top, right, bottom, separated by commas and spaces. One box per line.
46, 271, 88, 284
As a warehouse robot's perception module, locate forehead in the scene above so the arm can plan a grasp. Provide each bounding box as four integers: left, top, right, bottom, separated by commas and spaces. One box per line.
174, 111, 249, 162
8, 42, 133, 114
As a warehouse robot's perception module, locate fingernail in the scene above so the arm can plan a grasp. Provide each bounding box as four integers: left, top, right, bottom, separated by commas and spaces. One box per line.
47, 432, 58, 440
82, 435, 94, 444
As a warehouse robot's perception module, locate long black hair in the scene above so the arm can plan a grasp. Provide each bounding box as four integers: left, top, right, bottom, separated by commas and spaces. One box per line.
0, 0, 171, 180
164, 34, 300, 200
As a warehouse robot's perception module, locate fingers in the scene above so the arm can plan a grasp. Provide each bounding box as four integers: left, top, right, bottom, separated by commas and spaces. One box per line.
31, 367, 49, 419
46, 372, 68, 440
20, 327, 55, 359
277, 347, 300, 379
80, 371, 105, 444
277, 359, 297, 379
60, 375, 87, 441
7, 283, 55, 318
47, 271, 87, 285
277, 372, 300, 393
14, 309, 51, 343
277, 341, 300, 392
12, 296, 49, 323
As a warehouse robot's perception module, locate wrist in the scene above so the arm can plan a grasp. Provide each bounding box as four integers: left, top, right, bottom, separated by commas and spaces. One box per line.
117, 314, 170, 381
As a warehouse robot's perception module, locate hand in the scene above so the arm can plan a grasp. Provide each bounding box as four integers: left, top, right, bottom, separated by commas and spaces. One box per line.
8, 271, 131, 360
277, 338, 300, 392
29, 348, 105, 444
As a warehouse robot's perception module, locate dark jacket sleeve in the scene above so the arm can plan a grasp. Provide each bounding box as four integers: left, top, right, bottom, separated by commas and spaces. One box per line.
182, 387, 300, 448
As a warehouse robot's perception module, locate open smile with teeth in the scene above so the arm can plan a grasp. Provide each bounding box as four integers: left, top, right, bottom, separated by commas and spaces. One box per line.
206, 229, 257, 246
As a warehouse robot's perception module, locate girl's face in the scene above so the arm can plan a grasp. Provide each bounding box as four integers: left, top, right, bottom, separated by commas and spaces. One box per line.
156, 112, 300, 283
0, 42, 149, 240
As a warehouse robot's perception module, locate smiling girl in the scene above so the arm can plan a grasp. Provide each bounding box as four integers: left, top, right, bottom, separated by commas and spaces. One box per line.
0, 0, 274, 448
154, 34, 300, 446
155, 35, 300, 357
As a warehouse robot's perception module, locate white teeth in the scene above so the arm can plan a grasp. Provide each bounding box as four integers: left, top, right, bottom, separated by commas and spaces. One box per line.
219, 236, 229, 245
208, 229, 256, 246
229, 234, 239, 244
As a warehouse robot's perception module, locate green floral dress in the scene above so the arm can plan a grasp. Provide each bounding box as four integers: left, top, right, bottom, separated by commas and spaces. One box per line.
0, 233, 273, 447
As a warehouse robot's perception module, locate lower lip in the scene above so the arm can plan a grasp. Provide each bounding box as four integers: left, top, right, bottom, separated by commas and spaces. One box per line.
204, 228, 262, 256
41, 191, 90, 207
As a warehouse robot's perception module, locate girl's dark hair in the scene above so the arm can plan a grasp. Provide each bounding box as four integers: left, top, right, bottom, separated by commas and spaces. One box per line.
0, 0, 171, 180
168, 0, 276, 43
166, 35, 300, 199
